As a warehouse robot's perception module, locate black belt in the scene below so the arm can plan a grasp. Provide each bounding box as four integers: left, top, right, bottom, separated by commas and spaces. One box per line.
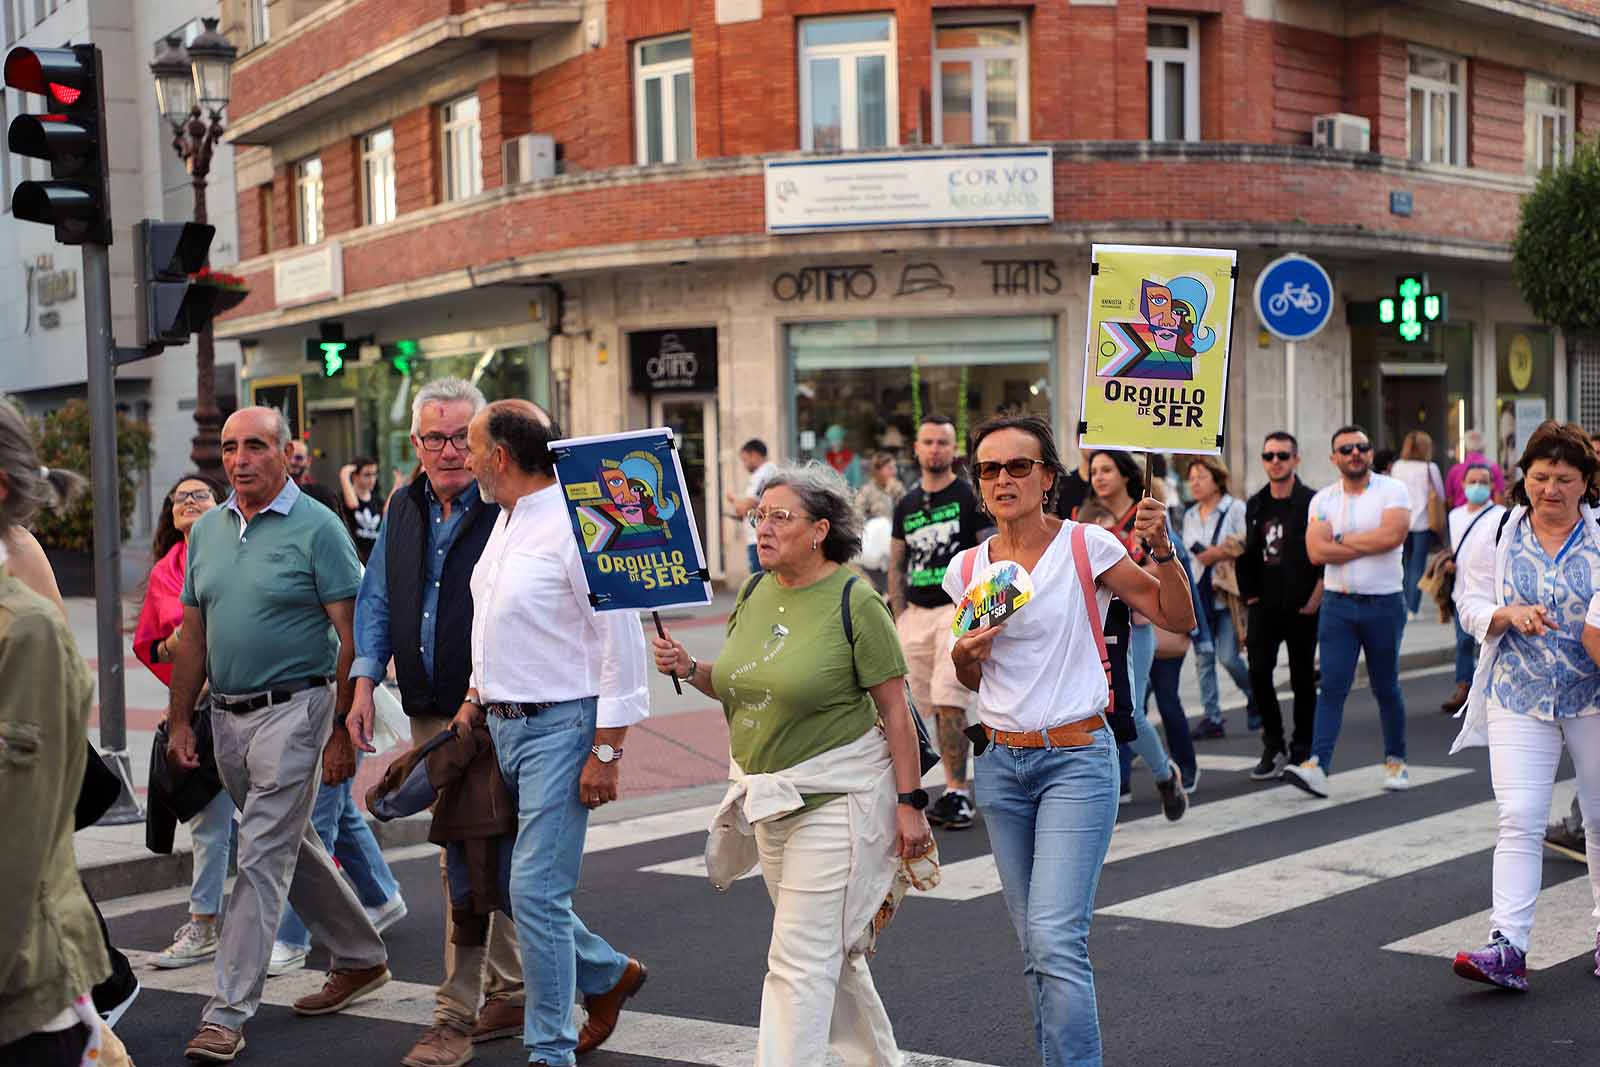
485, 699, 572, 720
213, 676, 334, 713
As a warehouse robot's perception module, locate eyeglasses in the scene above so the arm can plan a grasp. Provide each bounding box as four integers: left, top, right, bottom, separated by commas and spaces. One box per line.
1261, 450, 1295, 462
1335, 443, 1373, 456
973, 458, 1046, 481
418, 431, 470, 453
749, 507, 812, 529
171, 489, 214, 505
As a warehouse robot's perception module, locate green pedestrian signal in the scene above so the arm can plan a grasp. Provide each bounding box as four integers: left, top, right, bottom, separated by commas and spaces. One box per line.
387, 338, 419, 376
319, 341, 347, 377
306, 322, 348, 377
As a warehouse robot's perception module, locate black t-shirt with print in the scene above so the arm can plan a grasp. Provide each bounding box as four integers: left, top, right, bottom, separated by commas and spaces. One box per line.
348, 495, 383, 562
892, 479, 982, 609
1260, 493, 1292, 568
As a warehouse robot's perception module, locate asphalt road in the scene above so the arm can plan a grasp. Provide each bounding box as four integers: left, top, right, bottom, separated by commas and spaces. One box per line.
105, 667, 1598, 1067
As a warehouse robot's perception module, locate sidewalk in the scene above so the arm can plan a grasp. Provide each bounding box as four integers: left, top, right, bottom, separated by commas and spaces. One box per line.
71, 588, 1461, 900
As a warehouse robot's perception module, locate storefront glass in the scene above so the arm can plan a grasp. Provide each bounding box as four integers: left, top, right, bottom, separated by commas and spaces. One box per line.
787, 315, 1054, 487
1349, 321, 1474, 463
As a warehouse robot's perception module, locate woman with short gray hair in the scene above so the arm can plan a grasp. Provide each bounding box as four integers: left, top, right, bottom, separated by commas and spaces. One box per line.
650, 461, 929, 1064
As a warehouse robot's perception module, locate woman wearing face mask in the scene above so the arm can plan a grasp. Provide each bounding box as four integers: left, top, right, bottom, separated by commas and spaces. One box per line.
1440, 466, 1504, 714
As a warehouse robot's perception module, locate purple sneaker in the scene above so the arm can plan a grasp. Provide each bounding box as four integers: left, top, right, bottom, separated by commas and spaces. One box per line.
1453, 931, 1528, 992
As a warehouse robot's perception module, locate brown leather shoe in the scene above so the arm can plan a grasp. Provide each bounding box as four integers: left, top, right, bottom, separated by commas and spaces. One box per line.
185, 1023, 245, 1062
470, 995, 523, 1044
400, 1022, 473, 1067
1441, 681, 1470, 714
290, 963, 390, 1016
575, 958, 647, 1054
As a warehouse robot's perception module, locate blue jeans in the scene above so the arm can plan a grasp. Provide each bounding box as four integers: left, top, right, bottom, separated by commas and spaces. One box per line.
1311, 592, 1407, 771
277, 752, 400, 950
1195, 606, 1254, 725
1118, 622, 1173, 787
489, 698, 629, 1066
1453, 612, 1477, 684
1401, 530, 1435, 614
976, 729, 1118, 1067
746, 543, 763, 575
1147, 653, 1197, 778
188, 786, 237, 917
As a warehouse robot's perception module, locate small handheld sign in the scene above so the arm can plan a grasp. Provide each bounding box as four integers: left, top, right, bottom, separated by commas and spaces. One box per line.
953, 560, 1035, 637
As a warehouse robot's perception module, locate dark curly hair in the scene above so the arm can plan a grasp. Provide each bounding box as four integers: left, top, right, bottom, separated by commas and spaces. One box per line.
1088, 449, 1145, 503
152, 472, 228, 561
1509, 420, 1600, 507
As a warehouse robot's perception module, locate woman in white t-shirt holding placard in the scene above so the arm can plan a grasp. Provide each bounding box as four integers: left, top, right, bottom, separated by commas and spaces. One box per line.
1391, 430, 1447, 616
945, 415, 1196, 1067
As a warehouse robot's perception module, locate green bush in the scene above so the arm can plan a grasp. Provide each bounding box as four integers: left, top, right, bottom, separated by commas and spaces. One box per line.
30, 398, 152, 553
1512, 137, 1600, 332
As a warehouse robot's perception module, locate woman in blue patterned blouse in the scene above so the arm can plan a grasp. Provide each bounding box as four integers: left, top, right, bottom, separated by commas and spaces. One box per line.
1451, 420, 1600, 991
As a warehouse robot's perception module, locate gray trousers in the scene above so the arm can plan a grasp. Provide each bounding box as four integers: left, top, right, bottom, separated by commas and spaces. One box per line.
204, 684, 387, 1030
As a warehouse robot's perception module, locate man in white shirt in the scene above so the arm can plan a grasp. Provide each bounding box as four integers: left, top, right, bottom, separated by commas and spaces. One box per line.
1284, 425, 1413, 798
725, 438, 777, 576
455, 400, 650, 1065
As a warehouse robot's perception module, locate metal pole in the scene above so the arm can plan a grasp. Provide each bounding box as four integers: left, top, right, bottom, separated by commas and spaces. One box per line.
81, 241, 143, 824
1286, 340, 1298, 439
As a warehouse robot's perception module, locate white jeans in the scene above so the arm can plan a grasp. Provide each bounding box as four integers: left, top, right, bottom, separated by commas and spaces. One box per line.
753, 799, 901, 1067
1487, 702, 1600, 952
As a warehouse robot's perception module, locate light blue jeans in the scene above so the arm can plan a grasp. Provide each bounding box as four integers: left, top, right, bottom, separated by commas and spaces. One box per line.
188, 786, 237, 917
490, 698, 630, 1067
277, 752, 401, 950
976, 728, 1119, 1067
1195, 606, 1254, 726
1118, 622, 1173, 787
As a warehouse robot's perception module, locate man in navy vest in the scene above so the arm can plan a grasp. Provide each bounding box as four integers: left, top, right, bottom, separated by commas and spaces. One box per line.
345, 377, 519, 1067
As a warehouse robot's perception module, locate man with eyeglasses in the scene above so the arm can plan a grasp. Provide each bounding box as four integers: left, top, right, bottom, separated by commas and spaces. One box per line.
1236, 432, 1323, 781
340, 377, 525, 1067
890, 413, 982, 831
1284, 425, 1413, 798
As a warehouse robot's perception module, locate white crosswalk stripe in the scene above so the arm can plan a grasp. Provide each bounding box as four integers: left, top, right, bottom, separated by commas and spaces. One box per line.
1383, 871, 1598, 970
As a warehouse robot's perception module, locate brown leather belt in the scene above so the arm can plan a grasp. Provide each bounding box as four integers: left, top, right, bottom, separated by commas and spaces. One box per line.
982, 714, 1105, 749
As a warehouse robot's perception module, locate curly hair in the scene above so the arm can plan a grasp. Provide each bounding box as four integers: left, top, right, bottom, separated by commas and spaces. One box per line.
1508, 420, 1600, 507
151, 472, 229, 562
759, 462, 863, 564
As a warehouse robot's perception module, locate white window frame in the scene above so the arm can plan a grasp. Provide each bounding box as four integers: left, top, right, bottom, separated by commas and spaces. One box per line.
635, 34, 694, 164
1406, 47, 1466, 167
361, 126, 396, 226
249, 0, 269, 49
295, 155, 323, 246
798, 14, 899, 151
1146, 16, 1199, 142
441, 93, 482, 202
931, 12, 1029, 146
1525, 74, 1573, 174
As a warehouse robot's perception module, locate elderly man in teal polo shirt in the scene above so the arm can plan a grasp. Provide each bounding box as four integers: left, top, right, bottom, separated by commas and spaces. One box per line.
166, 406, 390, 1063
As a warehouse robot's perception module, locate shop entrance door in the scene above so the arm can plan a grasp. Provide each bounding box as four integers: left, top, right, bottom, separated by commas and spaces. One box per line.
307, 401, 357, 490
1380, 367, 1447, 454
651, 394, 722, 578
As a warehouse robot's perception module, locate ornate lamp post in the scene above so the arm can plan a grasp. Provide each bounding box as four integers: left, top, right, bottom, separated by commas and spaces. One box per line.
151, 18, 237, 480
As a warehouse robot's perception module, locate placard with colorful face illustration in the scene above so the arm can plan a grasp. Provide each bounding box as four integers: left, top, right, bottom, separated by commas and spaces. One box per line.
550, 427, 713, 612
952, 559, 1035, 637
1078, 244, 1237, 456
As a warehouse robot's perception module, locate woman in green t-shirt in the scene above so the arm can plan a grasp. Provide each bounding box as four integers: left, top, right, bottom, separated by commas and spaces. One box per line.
653, 463, 931, 1066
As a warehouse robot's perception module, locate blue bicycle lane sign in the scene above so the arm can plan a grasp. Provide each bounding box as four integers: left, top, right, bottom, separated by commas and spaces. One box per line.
1253, 254, 1334, 341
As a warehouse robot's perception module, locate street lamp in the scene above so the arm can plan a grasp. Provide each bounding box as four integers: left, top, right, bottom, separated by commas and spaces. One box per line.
150, 17, 236, 480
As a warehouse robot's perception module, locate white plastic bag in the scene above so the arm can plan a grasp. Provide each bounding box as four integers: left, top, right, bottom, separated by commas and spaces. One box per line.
370, 683, 411, 756
857, 515, 892, 571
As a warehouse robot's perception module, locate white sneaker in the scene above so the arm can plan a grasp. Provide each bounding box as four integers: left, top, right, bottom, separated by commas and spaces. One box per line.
267, 941, 308, 977
153, 920, 219, 969
1384, 758, 1412, 791
1283, 756, 1330, 798
367, 894, 408, 934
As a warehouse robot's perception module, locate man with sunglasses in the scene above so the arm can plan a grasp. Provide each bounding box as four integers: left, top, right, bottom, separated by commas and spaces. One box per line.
1284, 425, 1413, 798
342, 377, 525, 1067
1237, 432, 1323, 781
891, 413, 983, 831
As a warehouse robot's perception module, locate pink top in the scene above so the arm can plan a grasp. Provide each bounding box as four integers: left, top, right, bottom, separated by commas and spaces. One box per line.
132, 540, 186, 687
1444, 452, 1506, 509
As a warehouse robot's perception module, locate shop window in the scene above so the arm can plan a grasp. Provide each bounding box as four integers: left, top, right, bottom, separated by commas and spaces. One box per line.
636, 34, 693, 164
441, 94, 483, 202
361, 127, 396, 226
1407, 48, 1465, 166
788, 316, 1054, 486
1147, 17, 1198, 142
933, 15, 1027, 145
1524, 75, 1572, 175
799, 15, 896, 151
1495, 324, 1555, 465
295, 155, 323, 245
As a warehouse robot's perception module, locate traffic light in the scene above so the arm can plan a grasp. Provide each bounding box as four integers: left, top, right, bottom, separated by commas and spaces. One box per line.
5, 44, 111, 246
385, 338, 419, 376
134, 220, 218, 345
307, 323, 349, 378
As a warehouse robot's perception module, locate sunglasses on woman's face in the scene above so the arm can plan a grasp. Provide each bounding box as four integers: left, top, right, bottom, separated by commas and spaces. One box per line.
1335, 442, 1373, 456
973, 458, 1046, 481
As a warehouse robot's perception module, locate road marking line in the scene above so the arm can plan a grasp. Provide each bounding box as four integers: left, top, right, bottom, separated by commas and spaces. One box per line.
1382, 873, 1598, 970
1098, 781, 1576, 928
1195, 754, 1260, 772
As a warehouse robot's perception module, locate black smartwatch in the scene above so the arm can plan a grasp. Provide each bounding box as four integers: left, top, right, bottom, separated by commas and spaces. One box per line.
897, 789, 929, 810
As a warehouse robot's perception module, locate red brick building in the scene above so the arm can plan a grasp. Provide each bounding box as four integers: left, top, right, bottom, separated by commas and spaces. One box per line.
217, 0, 1600, 580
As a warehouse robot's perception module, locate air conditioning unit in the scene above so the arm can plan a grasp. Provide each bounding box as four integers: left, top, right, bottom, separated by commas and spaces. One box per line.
1313, 113, 1372, 153
503, 134, 556, 185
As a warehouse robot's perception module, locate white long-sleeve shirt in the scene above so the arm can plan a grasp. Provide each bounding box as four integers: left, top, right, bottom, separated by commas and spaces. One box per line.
469, 483, 650, 728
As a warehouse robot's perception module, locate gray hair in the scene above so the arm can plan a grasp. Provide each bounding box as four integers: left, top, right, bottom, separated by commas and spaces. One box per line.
0, 396, 77, 534
1463, 429, 1485, 452
411, 377, 486, 436
268, 407, 292, 448
761, 462, 862, 564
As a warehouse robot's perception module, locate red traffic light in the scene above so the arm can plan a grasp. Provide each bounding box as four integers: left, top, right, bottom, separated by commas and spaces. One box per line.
4, 47, 96, 109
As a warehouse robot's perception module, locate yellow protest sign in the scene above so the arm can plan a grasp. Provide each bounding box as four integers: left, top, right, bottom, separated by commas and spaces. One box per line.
1077, 244, 1237, 456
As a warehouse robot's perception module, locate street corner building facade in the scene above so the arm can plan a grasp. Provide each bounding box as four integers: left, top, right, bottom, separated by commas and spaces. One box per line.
213, 0, 1600, 585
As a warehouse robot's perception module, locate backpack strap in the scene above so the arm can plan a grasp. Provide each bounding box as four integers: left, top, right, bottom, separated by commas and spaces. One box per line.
840, 573, 860, 645
958, 536, 994, 589
1069, 524, 1115, 719
737, 571, 765, 605
1493, 508, 1514, 545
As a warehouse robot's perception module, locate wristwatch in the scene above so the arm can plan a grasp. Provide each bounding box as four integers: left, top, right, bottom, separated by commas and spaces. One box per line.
1148, 545, 1176, 564
592, 744, 624, 764
897, 789, 929, 810
678, 656, 698, 681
